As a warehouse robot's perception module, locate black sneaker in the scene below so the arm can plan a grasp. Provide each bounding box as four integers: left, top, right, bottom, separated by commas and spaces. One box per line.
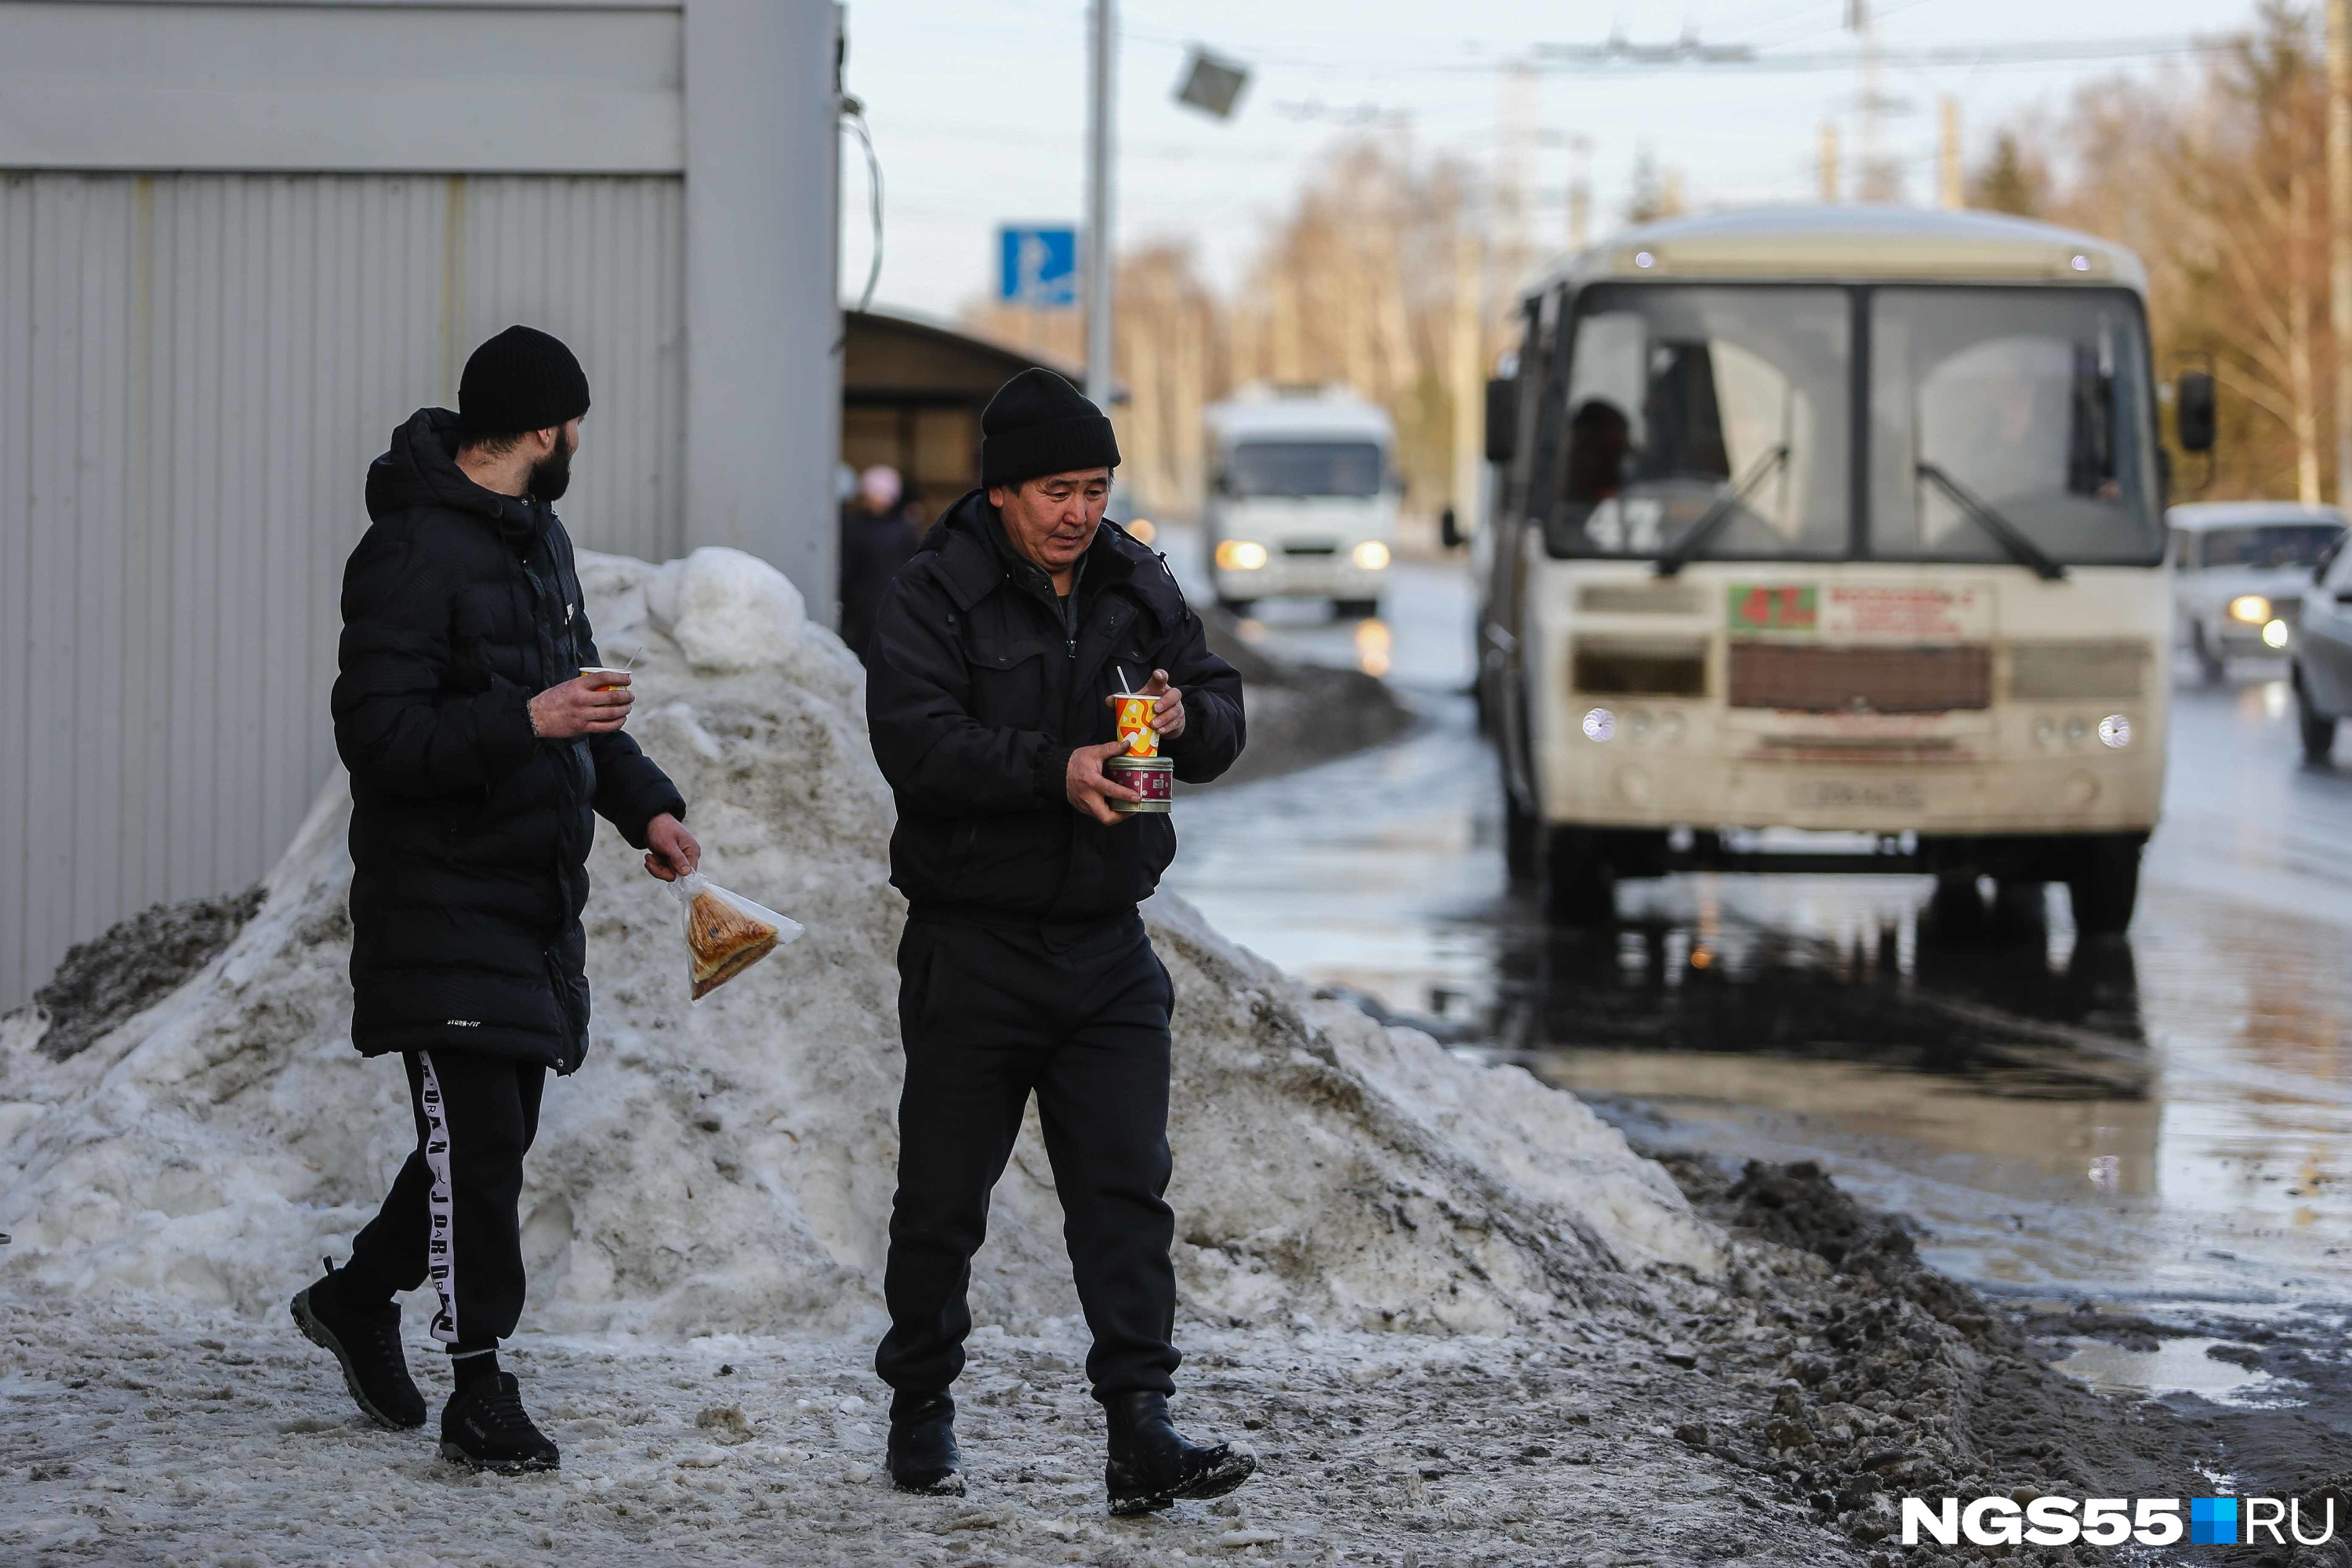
1102, 1392, 1257, 1516
440, 1372, 561, 1474
886, 1392, 965, 1496
289, 1260, 426, 1430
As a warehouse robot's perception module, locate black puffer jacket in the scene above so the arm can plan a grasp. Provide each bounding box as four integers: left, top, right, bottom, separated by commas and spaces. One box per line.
866, 489, 1245, 922
332, 408, 684, 1073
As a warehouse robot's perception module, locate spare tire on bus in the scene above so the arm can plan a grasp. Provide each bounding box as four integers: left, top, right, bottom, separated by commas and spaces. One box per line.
2066, 836, 2143, 937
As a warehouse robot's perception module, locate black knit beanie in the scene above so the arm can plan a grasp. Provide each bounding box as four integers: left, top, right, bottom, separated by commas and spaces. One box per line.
459, 325, 592, 437
980, 368, 1120, 489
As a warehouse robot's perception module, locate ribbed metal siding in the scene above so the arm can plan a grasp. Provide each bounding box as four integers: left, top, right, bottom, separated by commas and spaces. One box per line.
0, 172, 684, 1009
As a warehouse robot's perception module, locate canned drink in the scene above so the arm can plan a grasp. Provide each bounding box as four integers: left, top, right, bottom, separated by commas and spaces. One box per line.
1105, 755, 1173, 813
1114, 693, 1159, 758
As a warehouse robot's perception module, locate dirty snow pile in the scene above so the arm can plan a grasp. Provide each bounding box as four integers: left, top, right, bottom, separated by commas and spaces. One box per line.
0, 545, 1719, 1341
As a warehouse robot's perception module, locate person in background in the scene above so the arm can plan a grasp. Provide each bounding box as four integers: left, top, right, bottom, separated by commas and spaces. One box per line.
840, 463, 924, 664
290, 325, 699, 1475
863, 368, 1255, 1515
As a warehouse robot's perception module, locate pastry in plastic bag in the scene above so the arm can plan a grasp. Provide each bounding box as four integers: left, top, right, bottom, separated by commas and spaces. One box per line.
666, 870, 804, 1000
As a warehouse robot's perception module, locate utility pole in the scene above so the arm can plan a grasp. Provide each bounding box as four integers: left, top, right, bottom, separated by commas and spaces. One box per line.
1084, 0, 1116, 407
1566, 134, 1594, 251
2330, 0, 2352, 506
1450, 229, 1485, 535
1850, 0, 1894, 201
1818, 122, 1842, 204
1937, 96, 1964, 210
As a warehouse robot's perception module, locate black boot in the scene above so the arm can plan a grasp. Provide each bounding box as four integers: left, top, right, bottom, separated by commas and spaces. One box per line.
289, 1259, 426, 1430
440, 1372, 560, 1473
886, 1392, 965, 1496
1102, 1392, 1257, 1516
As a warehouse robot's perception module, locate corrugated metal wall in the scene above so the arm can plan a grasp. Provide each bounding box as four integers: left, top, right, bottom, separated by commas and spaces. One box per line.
0, 172, 684, 1009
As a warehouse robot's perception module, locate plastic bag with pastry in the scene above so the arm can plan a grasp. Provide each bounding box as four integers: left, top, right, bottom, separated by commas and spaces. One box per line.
666, 870, 804, 1000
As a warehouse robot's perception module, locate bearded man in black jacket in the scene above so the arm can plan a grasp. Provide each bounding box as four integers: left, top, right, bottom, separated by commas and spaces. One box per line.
289, 326, 699, 1475
865, 368, 1258, 1515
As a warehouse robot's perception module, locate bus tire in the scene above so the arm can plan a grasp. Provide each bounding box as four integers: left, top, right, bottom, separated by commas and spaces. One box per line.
1503, 787, 1541, 884
1543, 830, 1617, 926
2296, 666, 2336, 764
2065, 838, 2141, 937
1333, 597, 1381, 619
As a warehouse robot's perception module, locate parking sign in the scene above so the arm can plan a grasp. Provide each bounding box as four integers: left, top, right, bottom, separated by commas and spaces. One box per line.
999, 226, 1079, 308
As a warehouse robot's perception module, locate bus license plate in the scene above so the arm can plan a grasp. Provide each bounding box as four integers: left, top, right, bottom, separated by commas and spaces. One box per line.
1789, 778, 1925, 811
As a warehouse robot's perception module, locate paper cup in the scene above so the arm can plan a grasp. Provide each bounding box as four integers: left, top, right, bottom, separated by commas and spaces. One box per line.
579, 666, 631, 691
1115, 693, 1159, 758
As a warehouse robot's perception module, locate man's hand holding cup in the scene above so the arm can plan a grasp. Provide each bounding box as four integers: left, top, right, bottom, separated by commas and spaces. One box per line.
529, 670, 633, 739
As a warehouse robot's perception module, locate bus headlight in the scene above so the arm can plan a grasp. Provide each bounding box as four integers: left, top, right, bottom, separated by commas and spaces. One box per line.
1352, 540, 1391, 571
1581, 706, 1617, 742
2097, 714, 2132, 749
2230, 593, 2273, 624
2263, 618, 2291, 648
1215, 539, 1268, 572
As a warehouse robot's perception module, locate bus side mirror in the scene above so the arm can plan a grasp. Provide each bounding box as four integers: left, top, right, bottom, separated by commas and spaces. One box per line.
1484, 377, 1517, 465
2176, 371, 2216, 452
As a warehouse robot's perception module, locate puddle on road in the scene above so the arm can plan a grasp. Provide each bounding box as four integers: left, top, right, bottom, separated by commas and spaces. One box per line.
2053, 1338, 2296, 1408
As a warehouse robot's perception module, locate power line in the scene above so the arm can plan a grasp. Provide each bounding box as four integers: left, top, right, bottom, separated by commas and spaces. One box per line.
1526, 34, 2237, 74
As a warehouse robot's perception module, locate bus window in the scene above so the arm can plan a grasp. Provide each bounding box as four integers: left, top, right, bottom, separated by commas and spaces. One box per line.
1870, 288, 2160, 566
1545, 285, 1850, 561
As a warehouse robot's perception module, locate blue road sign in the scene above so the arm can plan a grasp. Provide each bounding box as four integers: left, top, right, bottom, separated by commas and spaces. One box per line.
999, 225, 1079, 308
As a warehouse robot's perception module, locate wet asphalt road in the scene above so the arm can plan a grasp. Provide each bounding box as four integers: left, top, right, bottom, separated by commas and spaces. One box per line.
1156, 528, 2352, 1410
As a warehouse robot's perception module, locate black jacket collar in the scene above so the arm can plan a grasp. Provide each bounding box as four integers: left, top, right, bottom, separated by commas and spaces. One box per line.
924, 488, 1181, 627
366, 407, 551, 547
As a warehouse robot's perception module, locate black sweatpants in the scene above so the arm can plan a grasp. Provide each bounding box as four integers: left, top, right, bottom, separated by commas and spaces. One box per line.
876, 912, 1180, 1403
347, 1050, 546, 1352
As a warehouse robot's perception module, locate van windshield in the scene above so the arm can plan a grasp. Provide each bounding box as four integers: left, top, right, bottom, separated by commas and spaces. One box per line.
1544, 285, 1852, 561
1227, 440, 1385, 499
2198, 523, 2342, 570
1871, 288, 2159, 566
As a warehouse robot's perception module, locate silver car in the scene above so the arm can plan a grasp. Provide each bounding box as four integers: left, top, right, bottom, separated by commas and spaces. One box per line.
2169, 501, 2347, 681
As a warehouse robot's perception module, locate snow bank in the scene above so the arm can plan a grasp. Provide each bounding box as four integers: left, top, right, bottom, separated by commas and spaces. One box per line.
0, 545, 1719, 1338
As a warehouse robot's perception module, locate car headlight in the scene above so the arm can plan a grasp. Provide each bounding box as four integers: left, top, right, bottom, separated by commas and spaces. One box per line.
1215, 539, 1268, 572
2263, 618, 2291, 648
1352, 540, 1391, 571
2230, 593, 2272, 624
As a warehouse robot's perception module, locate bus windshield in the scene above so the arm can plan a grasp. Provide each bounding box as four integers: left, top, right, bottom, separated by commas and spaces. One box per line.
1538, 281, 2162, 567
1226, 440, 1385, 499
1544, 285, 1852, 561
1871, 288, 2159, 566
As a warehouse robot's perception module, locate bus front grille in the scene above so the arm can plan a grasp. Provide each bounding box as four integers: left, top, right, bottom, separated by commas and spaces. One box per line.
1729, 643, 1991, 713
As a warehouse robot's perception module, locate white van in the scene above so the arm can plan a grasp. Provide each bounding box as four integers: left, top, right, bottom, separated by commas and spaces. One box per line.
1203, 386, 1399, 617
1476, 207, 2213, 933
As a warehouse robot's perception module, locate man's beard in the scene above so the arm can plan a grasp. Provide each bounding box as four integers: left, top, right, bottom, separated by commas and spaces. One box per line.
528, 438, 575, 502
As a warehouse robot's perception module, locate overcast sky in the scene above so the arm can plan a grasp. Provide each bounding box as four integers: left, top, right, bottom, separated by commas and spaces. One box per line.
839, 0, 2266, 318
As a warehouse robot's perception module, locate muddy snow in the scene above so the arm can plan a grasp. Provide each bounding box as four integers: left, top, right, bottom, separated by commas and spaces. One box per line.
0, 546, 2211, 1565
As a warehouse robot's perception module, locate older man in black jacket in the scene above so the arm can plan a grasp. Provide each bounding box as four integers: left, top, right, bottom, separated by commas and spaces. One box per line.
289, 326, 698, 1475
865, 368, 1255, 1515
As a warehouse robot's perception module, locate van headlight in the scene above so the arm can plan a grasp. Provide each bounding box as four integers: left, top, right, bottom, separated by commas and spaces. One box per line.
1581, 706, 1617, 742
1352, 540, 1391, 571
1215, 539, 1268, 572
2096, 714, 2132, 749
2263, 618, 2291, 648
2230, 593, 2272, 624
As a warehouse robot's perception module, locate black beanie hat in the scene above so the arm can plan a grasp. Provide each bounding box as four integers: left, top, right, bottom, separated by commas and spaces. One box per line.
980, 368, 1120, 490
459, 325, 592, 437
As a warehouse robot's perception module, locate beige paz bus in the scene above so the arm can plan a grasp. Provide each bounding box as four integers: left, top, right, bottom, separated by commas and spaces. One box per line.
1475, 208, 2218, 934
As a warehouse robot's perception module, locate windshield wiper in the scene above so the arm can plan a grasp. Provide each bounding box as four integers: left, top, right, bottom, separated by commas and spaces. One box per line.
1915, 462, 2067, 582
1653, 445, 1791, 578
